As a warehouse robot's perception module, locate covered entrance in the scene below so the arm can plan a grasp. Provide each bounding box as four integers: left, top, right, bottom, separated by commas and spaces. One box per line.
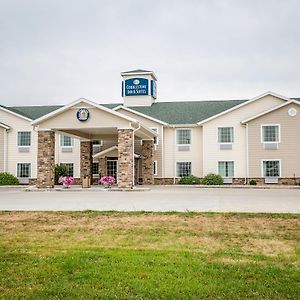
31, 98, 156, 189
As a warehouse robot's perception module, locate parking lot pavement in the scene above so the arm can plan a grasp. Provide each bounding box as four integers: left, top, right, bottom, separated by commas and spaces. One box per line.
0, 186, 299, 213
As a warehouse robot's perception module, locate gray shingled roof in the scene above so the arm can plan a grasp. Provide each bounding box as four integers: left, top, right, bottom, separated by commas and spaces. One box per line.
2, 98, 300, 125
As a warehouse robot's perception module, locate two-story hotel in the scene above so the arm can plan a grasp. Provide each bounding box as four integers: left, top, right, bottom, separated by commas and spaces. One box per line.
0, 69, 299, 188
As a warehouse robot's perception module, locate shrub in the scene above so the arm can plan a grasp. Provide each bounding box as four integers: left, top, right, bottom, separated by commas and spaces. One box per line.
249, 179, 257, 185
178, 175, 201, 185
0, 172, 19, 185
55, 164, 68, 184
201, 173, 223, 185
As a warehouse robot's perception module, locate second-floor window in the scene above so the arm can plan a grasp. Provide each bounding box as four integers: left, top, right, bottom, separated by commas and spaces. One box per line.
176, 129, 191, 145
18, 131, 31, 146
218, 127, 234, 143
60, 135, 73, 147
262, 125, 279, 142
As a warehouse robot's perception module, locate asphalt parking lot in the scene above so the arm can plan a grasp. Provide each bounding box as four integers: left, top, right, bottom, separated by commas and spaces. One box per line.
0, 186, 299, 213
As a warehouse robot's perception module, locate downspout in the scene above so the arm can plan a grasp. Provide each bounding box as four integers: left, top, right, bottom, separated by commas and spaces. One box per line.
173, 125, 176, 184
3, 129, 8, 172
244, 123, 249, 184
132, 122, 141, 187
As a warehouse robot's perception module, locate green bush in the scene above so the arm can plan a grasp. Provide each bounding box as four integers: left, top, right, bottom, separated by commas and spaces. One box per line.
0, 172, 19, 185
178, 175, 201, 185
249, 179, 257, 185
55, 164, 68, 184
201, 173, 223, 185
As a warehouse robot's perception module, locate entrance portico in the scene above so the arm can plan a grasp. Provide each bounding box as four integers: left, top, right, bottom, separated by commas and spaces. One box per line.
31, 98, 156, 189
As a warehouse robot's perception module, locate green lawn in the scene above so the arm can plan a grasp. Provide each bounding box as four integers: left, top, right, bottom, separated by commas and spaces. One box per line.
0, 211, 299, 299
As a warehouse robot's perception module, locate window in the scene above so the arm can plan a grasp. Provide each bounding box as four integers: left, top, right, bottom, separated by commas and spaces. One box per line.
60, 135, 73, 147
218, 161, 234, 177
176, 129, 191, 145
61, 163, 74, 177
17, 163, 31, 178
150, 128, 158, 145
218, 127, 234, 143
153, 161, 157, 175
263, 160, 280, 177
262, 125, 279, 142
18, 131, 31, 146
176, 162, 191, 177
92, 139, 103, 146
92, 162, 99, 175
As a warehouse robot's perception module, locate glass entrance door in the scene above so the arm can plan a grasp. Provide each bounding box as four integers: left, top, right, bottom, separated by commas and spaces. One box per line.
106, 158, 118, 182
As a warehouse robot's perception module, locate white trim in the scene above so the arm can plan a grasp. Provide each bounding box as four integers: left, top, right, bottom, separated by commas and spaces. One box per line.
121, 70, 158, 81
0, 122, 10, 130
150, 127, 159, 145
60, 162, 74, 177
175, 161, 192, 177
3, 129, 8, 172
153, 160, 158, 176
175, 128, 192, 146
31, 98, 139, 126
16, 162, 32, 178
59, 134, 74, 148
241, 100, 300, 123
17, 131, 31, 147
197, 91, 289, 125
0, 106, 32, 122
93, 145, 118, 159
261, 159, 281, 177
260, 124, 281, 143
218, 160, 235, 178
217, 126, 234, 144
113, 105, 168, 126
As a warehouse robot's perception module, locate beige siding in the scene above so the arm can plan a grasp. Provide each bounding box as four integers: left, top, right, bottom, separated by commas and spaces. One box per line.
163, 126, 203, 178
38, 102, 131, 130
248, 103, 300, 178
116, 108, 164, 177
202, 95, 285, 178
0, 109, 37, 178
0, 128, 4, 172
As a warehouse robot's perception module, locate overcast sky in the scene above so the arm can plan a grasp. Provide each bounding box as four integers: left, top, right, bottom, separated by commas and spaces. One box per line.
0, 0, 300, 106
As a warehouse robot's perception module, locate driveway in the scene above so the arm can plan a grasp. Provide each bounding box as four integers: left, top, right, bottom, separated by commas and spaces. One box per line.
0, 186, 299, 213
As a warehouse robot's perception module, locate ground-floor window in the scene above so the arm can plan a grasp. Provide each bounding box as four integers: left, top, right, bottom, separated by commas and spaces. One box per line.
218, 161, 234, 177
17, 163, 31, 178
92, 162, 99, 176
262, 160, 280, 177
153, 161, 157, 175
176, 162, 191, 177
61, 163, 74, 177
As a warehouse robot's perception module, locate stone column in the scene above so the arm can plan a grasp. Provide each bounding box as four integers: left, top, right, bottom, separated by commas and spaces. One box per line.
142, 140, 154, 185
37, 130, 55, 188
98, 157, 106, 178
80, 141, 92, 182
117, 129, 134, 188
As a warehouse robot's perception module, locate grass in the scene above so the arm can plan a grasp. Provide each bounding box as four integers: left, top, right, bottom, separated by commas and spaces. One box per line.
0, 211, 299, 299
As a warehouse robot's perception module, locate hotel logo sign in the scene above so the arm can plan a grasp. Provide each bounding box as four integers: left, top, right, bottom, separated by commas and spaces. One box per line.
124, 78, 149, 96
76, 108, 90, 122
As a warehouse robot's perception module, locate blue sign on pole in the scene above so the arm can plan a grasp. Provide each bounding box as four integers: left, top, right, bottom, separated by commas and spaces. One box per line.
124, 78, 148, 96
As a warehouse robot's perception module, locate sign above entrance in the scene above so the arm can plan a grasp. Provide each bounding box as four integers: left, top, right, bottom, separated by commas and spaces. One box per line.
124, 78, 148, 96
76, 108, 90, 122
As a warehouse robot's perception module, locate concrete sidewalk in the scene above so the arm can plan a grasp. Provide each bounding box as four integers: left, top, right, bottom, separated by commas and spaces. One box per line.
0, 186, 299, 213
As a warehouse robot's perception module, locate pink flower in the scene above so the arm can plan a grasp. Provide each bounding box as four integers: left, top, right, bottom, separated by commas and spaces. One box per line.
59, 176, 75, 186
99, 176, 115, 186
